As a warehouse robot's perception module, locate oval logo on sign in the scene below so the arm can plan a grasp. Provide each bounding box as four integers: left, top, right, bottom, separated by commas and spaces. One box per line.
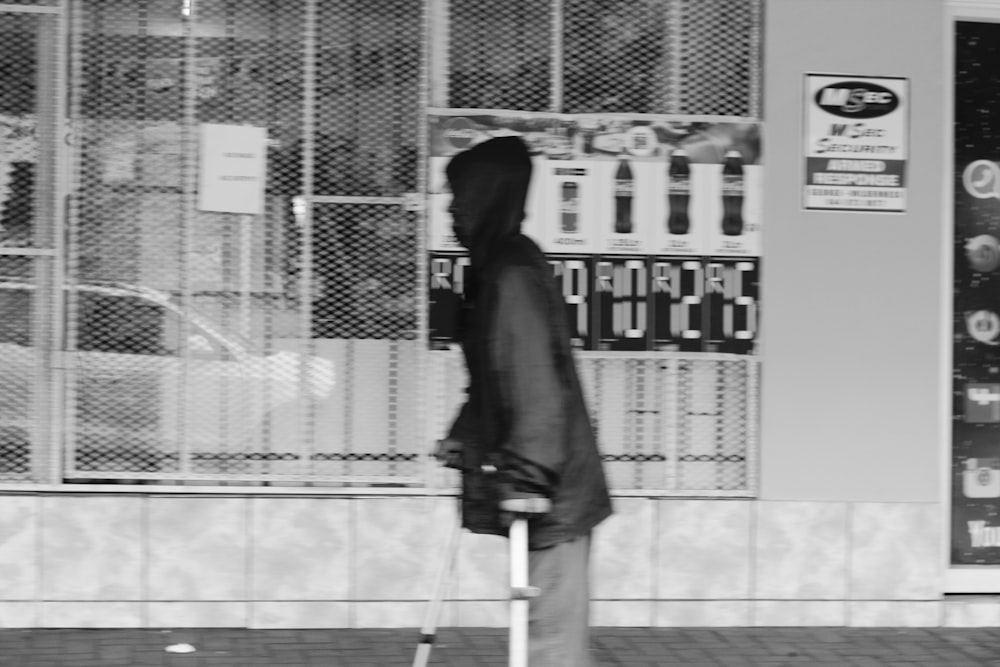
814, 81, 899, 119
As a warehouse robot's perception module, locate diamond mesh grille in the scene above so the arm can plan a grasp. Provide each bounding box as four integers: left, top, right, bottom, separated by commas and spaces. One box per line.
0, 7, 60, 485
443, 0, 762, 117
0, 263, 42, 481
446, 0, 552, 111
674, 0, 760, 116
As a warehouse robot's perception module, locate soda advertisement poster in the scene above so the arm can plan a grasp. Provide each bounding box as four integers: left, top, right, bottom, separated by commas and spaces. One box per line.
953, 22, 1000, 565
426, 108, 761, 353
803, 74, 908, 213
427, 109, 762, 256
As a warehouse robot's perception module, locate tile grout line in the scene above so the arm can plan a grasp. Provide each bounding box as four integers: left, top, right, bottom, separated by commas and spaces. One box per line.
348, 496, 356, 629
33, 494, 42, 627
845, 502, 853, 627
140, 495, 149, 627
650, 498, 658, 628
748, 500, 757, 628
245, 496, 254, 628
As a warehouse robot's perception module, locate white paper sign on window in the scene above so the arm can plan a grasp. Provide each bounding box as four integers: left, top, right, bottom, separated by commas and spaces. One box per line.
198, 123, 267, 215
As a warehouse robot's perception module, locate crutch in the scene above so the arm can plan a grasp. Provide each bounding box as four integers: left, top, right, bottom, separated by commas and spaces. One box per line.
500, 496, 551, 667
412, 517, 462, 667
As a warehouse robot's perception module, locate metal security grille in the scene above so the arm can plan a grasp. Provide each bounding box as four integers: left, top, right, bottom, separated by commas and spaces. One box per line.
442, 0, 762, 117
429, 351, 759, 494
585, 356, 758, 493
60, 0, 425, 484
672, 0, 762, 116
0, 0, 761, 492
0, 5, 62, 485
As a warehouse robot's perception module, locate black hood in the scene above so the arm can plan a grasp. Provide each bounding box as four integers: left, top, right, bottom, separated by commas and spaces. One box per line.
445, 136, 532, 267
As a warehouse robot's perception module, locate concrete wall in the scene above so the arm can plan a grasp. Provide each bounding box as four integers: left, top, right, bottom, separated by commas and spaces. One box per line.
760, 0, 947, 502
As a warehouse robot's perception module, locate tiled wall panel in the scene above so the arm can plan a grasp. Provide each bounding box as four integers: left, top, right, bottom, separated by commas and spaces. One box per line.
657, 499, 752, 600
147, 497, 248, 601
0, 496, 38, 601
40, 496, 143, 601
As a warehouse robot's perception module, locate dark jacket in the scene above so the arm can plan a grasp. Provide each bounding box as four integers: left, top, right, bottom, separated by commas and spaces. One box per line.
445, 136, 612, 549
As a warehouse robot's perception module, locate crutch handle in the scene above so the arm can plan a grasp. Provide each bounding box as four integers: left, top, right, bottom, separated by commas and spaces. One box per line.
499, 496, 551, 516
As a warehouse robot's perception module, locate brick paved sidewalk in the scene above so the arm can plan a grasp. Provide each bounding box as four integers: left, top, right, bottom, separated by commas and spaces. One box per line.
2, 627, 1000, 666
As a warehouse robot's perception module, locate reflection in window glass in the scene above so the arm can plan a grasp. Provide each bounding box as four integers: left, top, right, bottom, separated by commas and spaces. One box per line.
79, 293, 170, 356
0, 15, 40, 248
0, 287, 31, 346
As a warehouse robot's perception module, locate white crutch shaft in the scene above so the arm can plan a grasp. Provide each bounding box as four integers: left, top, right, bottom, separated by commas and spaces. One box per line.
501, 496, 550, 667
508, 516, 530, 667
412, 520, 462, 667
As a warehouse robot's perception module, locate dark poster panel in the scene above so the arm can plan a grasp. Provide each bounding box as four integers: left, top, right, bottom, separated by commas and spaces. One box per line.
705, 258, 760, 355
595, 256, 649, 351
428, 252, 595, 350
650, 256, 707, 352
952, 21, 1000, 564
428, 252, 470, 348
548, 255, 594, 350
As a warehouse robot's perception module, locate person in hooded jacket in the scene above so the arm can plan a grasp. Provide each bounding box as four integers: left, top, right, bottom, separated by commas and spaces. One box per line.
436, 135, 613, 666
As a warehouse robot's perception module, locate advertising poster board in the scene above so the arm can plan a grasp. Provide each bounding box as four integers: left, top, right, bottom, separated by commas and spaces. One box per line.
953, 22, 1000, 565
427, 108, 761, 354
804, 73, 909, 213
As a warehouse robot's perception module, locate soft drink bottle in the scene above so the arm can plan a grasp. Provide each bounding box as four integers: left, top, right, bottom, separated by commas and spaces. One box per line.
667, 148, 690, 235
614, 156, 633, 233
561, 181, 579, 233
721, 149, 745, 236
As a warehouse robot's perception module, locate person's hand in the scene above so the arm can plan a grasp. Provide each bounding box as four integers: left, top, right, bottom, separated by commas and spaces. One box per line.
433, 438, 464, 470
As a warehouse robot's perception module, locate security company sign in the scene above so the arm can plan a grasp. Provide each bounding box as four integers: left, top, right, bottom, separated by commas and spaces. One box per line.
804, 74, 908, 213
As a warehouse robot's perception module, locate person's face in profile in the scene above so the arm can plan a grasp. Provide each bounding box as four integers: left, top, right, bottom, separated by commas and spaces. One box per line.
447, 177, 476, 249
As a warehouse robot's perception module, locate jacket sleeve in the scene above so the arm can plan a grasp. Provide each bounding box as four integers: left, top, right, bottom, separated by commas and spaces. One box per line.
488, 265, 566, 496
446, 395, 478, 445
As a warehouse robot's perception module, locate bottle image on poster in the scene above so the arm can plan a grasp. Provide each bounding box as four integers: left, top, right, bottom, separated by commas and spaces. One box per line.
596, 156, 649, 255
651, 147, 706, 256
540, 163, 596, 254
561, 181, 579, 233
721, 150, 745, 236
704, 151, 762, 258
614, 154, 634, 234
667, 148, 691, 235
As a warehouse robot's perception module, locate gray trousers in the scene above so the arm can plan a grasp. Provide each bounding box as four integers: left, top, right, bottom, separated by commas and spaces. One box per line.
527, 532, 592, 667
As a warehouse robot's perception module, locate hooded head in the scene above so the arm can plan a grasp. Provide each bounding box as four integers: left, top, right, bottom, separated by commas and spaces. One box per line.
445, 136, 532, 266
